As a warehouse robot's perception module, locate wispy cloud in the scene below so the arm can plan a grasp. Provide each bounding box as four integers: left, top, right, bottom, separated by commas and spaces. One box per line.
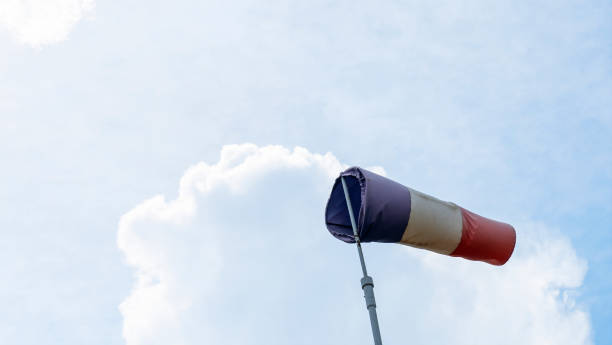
0, 0, 94, 47
117, 144, 591, 345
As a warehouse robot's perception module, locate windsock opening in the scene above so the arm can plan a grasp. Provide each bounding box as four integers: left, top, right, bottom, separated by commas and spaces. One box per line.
324, 174, 362, 243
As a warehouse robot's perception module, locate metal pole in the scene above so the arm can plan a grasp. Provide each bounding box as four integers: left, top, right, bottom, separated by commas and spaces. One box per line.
341, 177, 383, 345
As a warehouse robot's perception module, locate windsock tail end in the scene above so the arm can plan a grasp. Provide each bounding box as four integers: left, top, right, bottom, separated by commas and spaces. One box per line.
450, 208, 516, 266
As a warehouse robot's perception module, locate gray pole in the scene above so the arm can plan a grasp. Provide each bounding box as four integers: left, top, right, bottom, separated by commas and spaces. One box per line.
341, 177, 383, 345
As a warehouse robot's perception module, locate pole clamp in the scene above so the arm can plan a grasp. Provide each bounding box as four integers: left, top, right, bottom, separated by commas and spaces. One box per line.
361, 276, 374, 288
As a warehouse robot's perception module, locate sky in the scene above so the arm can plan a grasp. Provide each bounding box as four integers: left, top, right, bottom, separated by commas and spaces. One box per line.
0, 0, 610, 344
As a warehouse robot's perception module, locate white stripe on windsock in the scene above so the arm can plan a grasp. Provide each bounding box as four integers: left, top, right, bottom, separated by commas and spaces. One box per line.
399, 188, 463, 255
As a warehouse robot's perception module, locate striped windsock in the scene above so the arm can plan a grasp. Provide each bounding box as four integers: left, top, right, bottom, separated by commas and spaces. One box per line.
325, 167, 516, 265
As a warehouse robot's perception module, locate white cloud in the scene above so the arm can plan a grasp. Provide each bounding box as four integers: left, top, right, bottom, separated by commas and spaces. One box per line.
0, 0, 93, 47
117, 144, 591, 345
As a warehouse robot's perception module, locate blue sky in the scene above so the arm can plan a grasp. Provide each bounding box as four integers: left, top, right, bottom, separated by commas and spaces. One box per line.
1, 1, 610, 344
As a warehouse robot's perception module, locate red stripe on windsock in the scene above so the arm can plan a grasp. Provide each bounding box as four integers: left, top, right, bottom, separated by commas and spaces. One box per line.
450, 208, 516, 265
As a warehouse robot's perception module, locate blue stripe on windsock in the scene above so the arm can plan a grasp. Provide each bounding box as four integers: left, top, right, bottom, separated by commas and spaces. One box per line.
324, 167, 411, 243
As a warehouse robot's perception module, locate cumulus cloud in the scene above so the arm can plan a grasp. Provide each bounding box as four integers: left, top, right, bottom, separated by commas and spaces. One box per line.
0, 0, 93, 47
117, 144, 591, 345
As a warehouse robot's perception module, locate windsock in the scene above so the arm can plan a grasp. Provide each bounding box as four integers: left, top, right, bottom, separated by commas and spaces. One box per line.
325, 167, 516, 265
